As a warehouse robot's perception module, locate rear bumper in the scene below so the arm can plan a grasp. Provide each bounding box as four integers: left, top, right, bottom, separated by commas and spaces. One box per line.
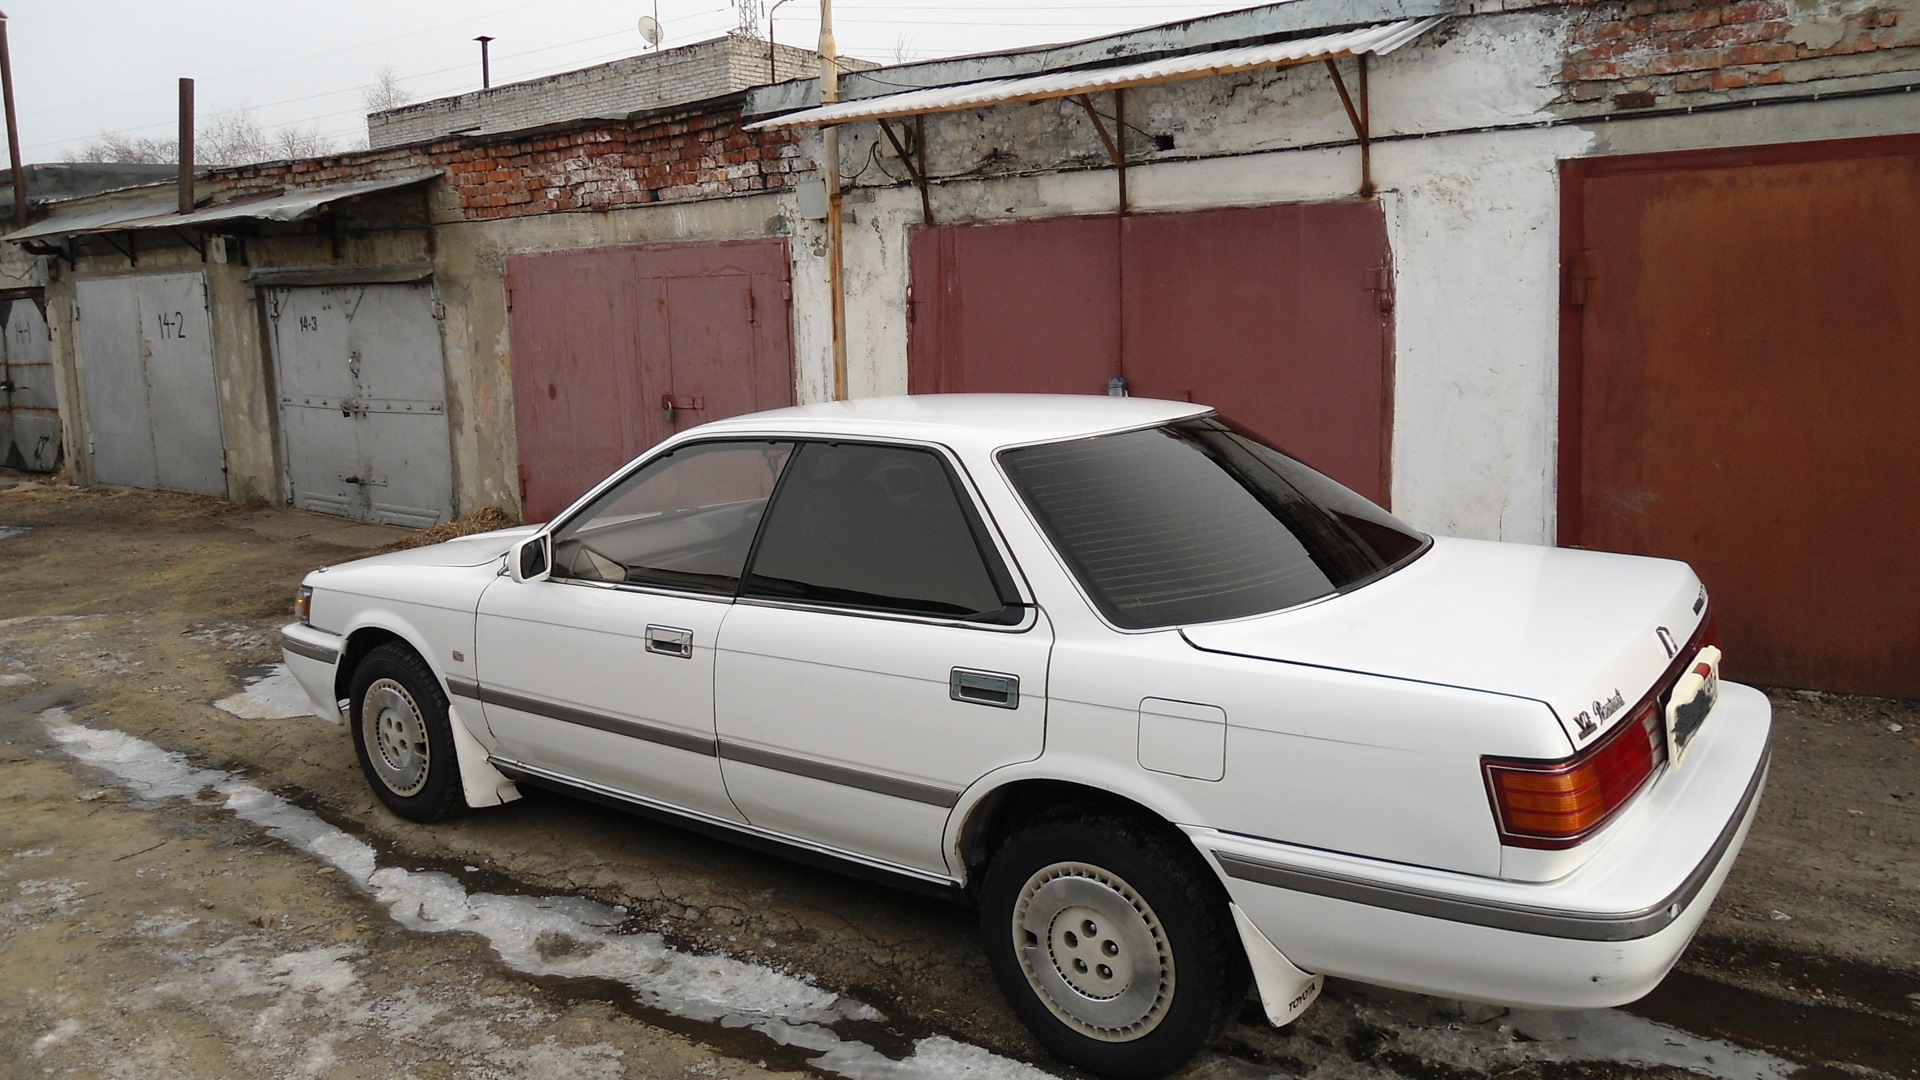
280, 622, 345, 723
1200, 680, 1771, 1009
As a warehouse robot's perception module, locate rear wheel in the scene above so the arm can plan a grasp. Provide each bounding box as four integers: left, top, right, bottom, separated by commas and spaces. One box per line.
979, 810, 1248, 1079
349, 642, 462, 823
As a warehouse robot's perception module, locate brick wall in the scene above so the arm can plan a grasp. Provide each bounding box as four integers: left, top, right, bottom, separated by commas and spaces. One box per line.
367, 35, 825, 150
1559, 0, 1920, 108
213, 100, 800, 222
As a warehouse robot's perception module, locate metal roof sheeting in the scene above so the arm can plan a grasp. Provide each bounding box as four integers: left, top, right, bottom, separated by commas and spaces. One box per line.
747, 16, 1443, 131
4, 171, 442, 244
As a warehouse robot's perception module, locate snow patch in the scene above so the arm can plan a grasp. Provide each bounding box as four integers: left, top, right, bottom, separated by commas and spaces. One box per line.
1506, 1008, 1797, 1080
0, 525, 30, 541
215, 663, 322, 720
30, 1018, 81, 1054
40, 712, 1052, 1080
0, 671, 33, 686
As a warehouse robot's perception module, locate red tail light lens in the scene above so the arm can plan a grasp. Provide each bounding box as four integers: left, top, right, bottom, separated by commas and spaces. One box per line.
1483, 703, 1665, 849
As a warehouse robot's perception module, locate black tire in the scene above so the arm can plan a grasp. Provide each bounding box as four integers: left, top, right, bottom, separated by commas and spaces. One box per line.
348, 642, 463, 823
979, 808, 1250, 1080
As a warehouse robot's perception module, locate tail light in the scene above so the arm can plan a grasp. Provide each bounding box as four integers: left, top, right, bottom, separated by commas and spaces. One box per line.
1482, 601, 1716, 849
1483, 702, 1666, 849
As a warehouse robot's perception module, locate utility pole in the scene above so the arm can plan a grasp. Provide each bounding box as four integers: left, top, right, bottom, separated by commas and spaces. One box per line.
0, 11, 27, 227
820, 0, 846, 401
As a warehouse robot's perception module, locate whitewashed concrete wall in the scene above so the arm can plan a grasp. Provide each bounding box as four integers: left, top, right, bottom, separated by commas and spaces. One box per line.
772, 8, 1920, 545
780, 14, 1587, 544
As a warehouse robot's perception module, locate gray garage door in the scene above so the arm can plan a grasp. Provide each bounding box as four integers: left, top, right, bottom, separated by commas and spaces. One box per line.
266, 283, 453, 527
0, 293, 59, 473
74, 274, 227, 496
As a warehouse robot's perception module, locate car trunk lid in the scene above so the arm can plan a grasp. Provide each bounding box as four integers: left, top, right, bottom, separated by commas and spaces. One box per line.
1180, 536, 1708, 750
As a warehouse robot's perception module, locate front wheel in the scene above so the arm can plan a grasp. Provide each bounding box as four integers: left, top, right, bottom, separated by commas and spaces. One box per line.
979, 810, 1248, 1080
349, 642, 463, 823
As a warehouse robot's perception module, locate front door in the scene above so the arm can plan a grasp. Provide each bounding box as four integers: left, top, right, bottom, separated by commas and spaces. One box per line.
475, 438, 795, 822
714, 440, 1051, 878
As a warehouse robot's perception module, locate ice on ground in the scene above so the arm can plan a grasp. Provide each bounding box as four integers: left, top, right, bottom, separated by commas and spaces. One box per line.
0, 672, 33, 686
215, 663, 322, 720
0, 525, 30, 541
1507, 1008, 1797, 1080
41, 712, 1044, 1080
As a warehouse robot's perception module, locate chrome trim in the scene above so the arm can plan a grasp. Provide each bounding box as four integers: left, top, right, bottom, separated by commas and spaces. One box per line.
469, 683, 717, 757
281, 632, 339, 665
488, 755, 958, 888
1215, 748, 1770, 943
732, 594, 1036, 633
644, 624, 695, 659
717, 741, 962, 808
950, 667, 1020, 709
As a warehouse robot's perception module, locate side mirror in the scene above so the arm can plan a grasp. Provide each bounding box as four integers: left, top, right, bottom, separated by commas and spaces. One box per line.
509, 534, 552, 583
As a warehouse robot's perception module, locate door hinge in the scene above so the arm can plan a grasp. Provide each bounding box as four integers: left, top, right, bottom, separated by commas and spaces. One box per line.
1365, 267, 1393, 313
1569, 250, 1596, 308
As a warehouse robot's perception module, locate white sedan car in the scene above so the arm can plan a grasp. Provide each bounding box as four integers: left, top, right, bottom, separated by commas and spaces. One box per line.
283, 395, 1770, 1078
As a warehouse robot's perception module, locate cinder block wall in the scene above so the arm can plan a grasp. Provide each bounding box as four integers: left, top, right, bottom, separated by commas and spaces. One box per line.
368, 35, 823, 149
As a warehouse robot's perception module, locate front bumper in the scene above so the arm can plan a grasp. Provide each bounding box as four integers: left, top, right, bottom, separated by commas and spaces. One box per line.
281, 622, 346, 723
1200, 680, 1772, 1010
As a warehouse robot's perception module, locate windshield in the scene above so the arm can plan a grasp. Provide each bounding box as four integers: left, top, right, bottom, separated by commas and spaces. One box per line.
999, 416, 1429, 629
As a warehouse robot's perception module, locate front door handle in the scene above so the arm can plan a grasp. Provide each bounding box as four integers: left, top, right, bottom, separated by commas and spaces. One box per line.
951, 668, 1019, 709
645, 624, 694, 659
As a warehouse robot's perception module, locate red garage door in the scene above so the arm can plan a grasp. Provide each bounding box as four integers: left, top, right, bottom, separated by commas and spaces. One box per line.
1561, 136, 1920, 697
909, 202, 1393, 503
506, 240, 795, 522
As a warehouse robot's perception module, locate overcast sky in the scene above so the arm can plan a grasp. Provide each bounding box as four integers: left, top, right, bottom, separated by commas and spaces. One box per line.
9, 0, 1258, 164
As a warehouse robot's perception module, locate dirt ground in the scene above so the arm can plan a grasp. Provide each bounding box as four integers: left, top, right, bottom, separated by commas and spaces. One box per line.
1, 477, 1915, 1080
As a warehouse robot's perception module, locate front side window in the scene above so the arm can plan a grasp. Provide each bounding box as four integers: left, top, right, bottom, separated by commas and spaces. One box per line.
551, 440, 794, 593
743, 442, 1018, 622
1000, 417, 1428, 629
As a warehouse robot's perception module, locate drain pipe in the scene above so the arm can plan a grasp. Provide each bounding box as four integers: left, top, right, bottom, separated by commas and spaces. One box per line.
820, 0, 847, 401
177, 77, 194, 215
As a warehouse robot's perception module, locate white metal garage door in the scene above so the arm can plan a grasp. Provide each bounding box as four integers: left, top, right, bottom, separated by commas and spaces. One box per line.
74, 274, 228, 496
266, 283, 453, 527
0, 294, 59, 473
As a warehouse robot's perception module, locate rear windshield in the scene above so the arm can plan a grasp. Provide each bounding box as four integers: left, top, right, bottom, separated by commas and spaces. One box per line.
999, 416, 1429, 629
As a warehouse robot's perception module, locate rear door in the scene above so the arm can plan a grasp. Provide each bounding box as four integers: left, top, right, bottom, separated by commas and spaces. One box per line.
713, 440, 1050, 878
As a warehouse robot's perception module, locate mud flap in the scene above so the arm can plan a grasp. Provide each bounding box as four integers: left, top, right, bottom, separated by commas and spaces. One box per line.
447, 701, 521, 808
1230, 902, 1324, 1027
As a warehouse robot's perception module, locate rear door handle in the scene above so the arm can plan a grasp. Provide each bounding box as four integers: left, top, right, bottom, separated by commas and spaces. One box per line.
951, 668, 1019, 709
645, 625, 694, 659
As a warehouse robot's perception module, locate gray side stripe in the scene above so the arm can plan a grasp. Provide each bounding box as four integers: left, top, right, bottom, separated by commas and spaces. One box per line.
718, 742, 962, 808
468, 683, 717, 757
281, 633, 339, 665
445, 677, 481, 699
1217, 748, 1770, 943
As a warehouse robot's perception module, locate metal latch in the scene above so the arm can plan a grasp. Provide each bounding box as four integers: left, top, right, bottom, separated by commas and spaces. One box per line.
644, 624, 694, 659
660, 393, 704, 422
950, 668, 1020, 710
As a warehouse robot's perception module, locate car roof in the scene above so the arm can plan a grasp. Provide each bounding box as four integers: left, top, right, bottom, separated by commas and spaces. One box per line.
689, 394, 1212, 453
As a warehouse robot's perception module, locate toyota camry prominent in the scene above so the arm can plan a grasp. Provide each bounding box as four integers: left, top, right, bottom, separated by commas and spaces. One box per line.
283, 395, 1770, 1078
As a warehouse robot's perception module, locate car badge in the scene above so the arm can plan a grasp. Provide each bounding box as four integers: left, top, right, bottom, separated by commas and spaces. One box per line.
1573, 710, 1597, 738
1656, 626, 1678, 659
1593, 689, 1625, 722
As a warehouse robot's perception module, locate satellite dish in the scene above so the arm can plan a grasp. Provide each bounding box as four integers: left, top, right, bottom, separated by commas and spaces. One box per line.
638, 15, 663, 47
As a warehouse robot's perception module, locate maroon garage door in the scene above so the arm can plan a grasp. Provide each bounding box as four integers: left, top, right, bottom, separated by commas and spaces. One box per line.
909, 202, 1393, 502
506, 240, 794, 522
1561, 136, 1920, 697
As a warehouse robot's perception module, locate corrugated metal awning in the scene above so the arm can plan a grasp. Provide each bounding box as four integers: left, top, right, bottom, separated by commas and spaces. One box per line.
747, 16, 1442, 130
5, 171, 442, 245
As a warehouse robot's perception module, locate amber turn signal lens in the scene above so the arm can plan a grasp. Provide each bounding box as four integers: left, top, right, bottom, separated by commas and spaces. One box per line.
296, 585, 313, 625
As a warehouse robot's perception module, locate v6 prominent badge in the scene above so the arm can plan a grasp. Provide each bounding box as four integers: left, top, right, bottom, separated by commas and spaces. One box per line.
1666, 645, 1723, 769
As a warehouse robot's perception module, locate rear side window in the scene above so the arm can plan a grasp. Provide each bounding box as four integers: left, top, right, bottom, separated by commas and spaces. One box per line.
1000, 417, 1427, 629
744, 442, 1017, 622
